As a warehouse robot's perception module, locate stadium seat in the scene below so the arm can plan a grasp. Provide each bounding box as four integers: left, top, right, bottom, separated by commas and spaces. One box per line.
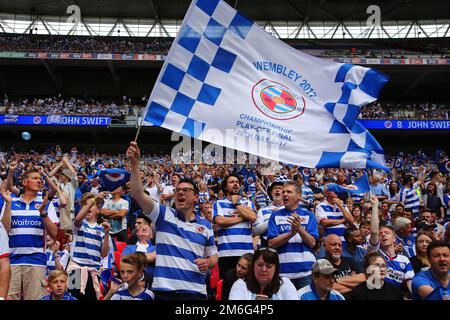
209, 264, 220, 289
215, 279, 223, 300
114, 251, 122, 271
115, 241, 127, 254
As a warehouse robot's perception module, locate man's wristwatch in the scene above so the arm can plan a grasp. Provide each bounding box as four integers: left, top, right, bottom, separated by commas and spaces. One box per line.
40, 212, 48, 218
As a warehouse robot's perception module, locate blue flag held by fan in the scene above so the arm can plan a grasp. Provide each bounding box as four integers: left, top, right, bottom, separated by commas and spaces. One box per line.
438, 160, 450, 174
326, 172, 370, 194
98, 168, 131, 192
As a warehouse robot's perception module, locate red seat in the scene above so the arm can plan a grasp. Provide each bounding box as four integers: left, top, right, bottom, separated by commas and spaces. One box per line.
115, 241, 127, 254
209, 264, 220, 289
215, 279, 223, 300
114, 251, 122, 271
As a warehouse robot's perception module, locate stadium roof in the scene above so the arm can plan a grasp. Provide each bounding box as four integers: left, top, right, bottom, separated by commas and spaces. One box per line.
1, 0, 449, 21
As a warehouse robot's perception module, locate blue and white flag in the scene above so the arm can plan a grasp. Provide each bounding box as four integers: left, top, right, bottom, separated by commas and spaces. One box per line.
98, 168, 130, 192
237, 167, 257, 186
143, 0, 389, 170
275, 174, 290, 183
438, 160, 450, 174
326, 172, 370, 194
300, 167, 311, 180
394, 158, 403, 169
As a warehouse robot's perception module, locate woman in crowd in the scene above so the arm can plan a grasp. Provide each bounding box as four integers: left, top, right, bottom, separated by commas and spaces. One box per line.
409, 230, 435, 273
351, 205, 363, 229
221, 253, 253, 300
423, 182, 445, 220
349, 252, 403, 300
229, 248, 299, 300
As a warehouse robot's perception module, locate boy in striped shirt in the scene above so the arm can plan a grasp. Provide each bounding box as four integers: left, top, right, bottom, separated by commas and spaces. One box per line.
68, 192, 111, 300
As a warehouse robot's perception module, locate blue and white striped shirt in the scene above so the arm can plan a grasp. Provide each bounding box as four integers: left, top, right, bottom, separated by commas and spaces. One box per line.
299, 185, 314, 209
351, 192, 365, 204
198, 191, 210, 204
253, 203, 284, 241
213, 199, 255, 258
255, 193, 270, 209
2, 194, 58, 267
51, 197, 61, 220
71, 221, 106, 270
146, 204, 217, 296
46, 249, 69, 275
399, 187, 420, 216
369, 242, 415, 289
40, 292, 77, 300
111, 287, 154, 300
315, 200, 349, 244
268, 207, 319, 279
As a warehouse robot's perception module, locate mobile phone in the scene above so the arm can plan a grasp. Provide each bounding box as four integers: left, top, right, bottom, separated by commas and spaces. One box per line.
96, 214, 106, 224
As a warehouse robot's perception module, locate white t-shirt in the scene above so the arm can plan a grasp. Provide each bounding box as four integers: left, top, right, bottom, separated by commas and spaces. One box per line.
60, 174, 78, 211
146, 185, 160, 203
104, 198, 129, 234
162, 185, 175, 207
0, 221, 9, 258
229, 278, 299, 300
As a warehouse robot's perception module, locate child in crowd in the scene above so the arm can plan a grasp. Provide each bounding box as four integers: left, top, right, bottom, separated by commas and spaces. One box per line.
104, 252, 154, 300
40, 270, 77, 300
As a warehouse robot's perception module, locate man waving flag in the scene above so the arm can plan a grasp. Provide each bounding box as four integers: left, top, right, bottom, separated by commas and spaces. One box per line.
142, 0, 389, 170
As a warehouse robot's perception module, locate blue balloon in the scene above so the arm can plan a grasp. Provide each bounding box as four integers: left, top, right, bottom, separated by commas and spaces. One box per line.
21, 131, 31, 140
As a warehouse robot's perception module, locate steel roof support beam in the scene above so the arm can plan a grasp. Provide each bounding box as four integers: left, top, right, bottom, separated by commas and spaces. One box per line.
40, 59, 62, 92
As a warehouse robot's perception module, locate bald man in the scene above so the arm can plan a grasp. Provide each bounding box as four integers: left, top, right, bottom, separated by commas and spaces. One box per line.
323, 234, 365, 298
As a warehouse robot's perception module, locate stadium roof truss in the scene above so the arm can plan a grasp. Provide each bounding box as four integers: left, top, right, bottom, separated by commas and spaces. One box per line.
0, 12, 449, 39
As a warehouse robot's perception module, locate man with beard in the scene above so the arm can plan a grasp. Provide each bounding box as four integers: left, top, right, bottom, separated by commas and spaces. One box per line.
213, 174, 256, 279
323, 234, 365, 298
253, 181, 284, 248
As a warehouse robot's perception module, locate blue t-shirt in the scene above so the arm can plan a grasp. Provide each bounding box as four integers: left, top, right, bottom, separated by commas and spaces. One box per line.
412, 270, 450, 300
268, 207, 319, 279
40, 292, 77, 300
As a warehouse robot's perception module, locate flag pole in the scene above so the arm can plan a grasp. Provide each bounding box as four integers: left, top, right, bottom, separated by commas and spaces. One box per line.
134, 114, 146, 142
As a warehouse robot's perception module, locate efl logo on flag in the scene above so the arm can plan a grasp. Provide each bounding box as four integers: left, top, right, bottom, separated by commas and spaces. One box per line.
143, 0, 389, 170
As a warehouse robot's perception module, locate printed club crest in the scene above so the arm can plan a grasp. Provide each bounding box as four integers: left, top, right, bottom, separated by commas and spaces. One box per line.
252, 79, 306, 120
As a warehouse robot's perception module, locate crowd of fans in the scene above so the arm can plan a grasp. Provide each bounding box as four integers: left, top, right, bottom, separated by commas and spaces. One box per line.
0, 144, 449, 301
1, 95, 146, 117
0, 34, 172, 54
360, 101, 450, 119
1, 95, 449, 120
0, 33, 448, 60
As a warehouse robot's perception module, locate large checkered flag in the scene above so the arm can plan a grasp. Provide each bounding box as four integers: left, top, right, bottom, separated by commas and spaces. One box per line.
141, 0, 389, 170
